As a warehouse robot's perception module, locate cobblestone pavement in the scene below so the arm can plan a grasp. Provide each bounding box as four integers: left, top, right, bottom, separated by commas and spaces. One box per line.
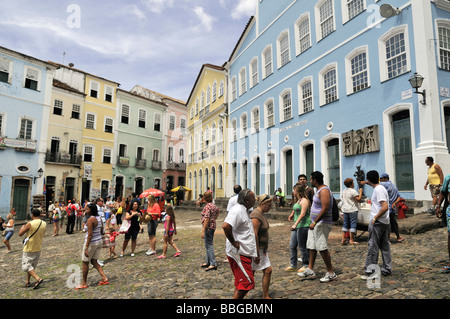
0, 209, 449, 300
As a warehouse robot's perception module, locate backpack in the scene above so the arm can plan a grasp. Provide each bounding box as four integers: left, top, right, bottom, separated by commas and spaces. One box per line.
331, 195, 339, 222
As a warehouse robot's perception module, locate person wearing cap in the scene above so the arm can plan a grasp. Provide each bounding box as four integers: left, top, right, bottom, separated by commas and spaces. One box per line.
250, 194, 273, 299
379, 173, 404, 243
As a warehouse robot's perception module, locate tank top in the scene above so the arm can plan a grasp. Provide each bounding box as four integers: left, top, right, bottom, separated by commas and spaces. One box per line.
84, 216, 102, 244
428, 164, 441, 185
310, 186, 333, 225
293, 201, 311, 228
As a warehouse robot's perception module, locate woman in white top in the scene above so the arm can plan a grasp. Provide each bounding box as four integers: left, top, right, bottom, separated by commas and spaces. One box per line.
341, 178, 363, 245
2, 213, 14, 253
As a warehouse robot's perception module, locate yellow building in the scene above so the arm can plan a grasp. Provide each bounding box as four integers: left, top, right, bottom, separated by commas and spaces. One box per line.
81, 74, 120, 201
186, 64, 228, 200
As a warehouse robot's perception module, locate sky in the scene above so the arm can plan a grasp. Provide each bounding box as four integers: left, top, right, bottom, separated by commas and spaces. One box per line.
0, 0, 257, 102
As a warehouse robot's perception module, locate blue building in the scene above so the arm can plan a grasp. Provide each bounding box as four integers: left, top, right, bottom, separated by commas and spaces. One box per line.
0, 46, 56, 219
225, 0, 450, 203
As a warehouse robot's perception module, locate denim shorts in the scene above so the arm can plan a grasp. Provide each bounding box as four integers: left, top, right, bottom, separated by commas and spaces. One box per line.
147, 219, 158, 237
4, 230, 13, 241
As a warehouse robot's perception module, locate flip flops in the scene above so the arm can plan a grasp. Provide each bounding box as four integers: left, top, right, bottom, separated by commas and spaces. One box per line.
75, 284, 88, 289
33, 278, 43, 290
98, 280, 110, 286
174, 252, 181, 257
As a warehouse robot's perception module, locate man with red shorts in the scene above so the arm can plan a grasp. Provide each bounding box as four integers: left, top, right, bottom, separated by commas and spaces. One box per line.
222, 189, 257, 299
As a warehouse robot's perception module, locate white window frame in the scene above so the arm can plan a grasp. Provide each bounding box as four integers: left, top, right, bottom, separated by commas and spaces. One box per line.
341, 0, 366, 24
436, 19, 450, 71
138, 109, 147, 128
240, 113, 248, 138
264, 98, 275, 128
249, 57, 259, 88
295, 12, 311, 56
23, 66, 41, 91
104, 116, 114, 133
239, 67, 247, 96
345, 46, 370, 95
153, 113, 161, 131
53, 99, 63, 116
231, 119, 237, 141
298, 76, 314, 115
85, 112, 96, 130
251, 106, 260, 134
89, 80, 100, 98
83, 144, 95, 162
315, 0, 336, 42
195, 97, 199, 115
206, 86, 211, 106
169, 115, 175, 131
0, 57, 13, 84
279, 89, 293, 122
219, 81, 224, 97
262, 45, 273, 79
104, 85, 114, 102
121, 104, 130, 124
102, 147, 113, 164
231, 76, 237, 101
212, 81, 217, 101
277, 30, 291, 69
0, 112, 6, 137
378, 25, 410, 82
319, 63, 338, 106
18, 116, 36, 140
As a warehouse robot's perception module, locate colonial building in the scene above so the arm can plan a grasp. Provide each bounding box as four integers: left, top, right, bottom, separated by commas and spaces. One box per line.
114, 88, 166, 198
186, 64, 229, 200
225, 0, 450, 201
0, 46, 56, 219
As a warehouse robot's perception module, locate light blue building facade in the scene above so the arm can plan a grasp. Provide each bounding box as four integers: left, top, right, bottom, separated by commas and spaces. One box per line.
0, 46, 55, 219
226, 0, 450, 203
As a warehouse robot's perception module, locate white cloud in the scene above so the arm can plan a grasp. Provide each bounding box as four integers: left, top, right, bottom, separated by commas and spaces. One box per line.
141, 0, 174, 14
231, 0, 256, 20
193, 6, 215, 32
129, 4, 147, 20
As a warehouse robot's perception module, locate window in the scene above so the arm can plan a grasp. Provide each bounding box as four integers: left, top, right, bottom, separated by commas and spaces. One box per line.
219, 81, 224, 97
239, 68, 247, 95
438, 22, 450, 71
121, 105, 129, 124
319, 64, 338, 105
195, 97, 199, 115
72, 104, 80, 119
206, 86, 211, 106
179, 148, 185, 163
180, 118, 186, 129
378, 26, 410, 82
262, 45, 273, 78
154, 113, 161, 131
104, 117, 113, 133
168, 147, 174, 162
211, 123, 217, 144
252, 107, 260, 133
0, 113, 4, 136
137, 147, 144, 160
190, 107, 194, 119
280, 90, 293, 122
50, 137, 60, 154
103, 148, 112, 164
346, 0, 365, 21
169, 115, 175, 130
212, 81, 217, 101
299, 78, 314, 114
104, 85, 113, 102
119, 144, 127, 157
19, 118, 33, 139
232, 119, 237, 141
240, 113, 248, 137
277, 31, 290, 68
0, 58, 11, 83
219, 119, 224, 141
85, 113, 96, 129
53, 99, 63, 116
152, 149, 160, 161
90, 81, 99, 98
327, 138, 340, 192
295, 14, 311, 55
201, 91, 205, 112
250, 58, 259, 88
83, 145, 94, 162
346, 47, 369, 94
316, 0, 335, 41
265, 99, 275, 128
24, 67, 39, 90
139, 109, 146, 128
231, 76, 237, 101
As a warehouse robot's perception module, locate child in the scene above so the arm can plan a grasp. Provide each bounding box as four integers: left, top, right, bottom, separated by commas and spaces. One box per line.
108, 227, 120, 259
157, 205, 181, 259
52, 202, 60, 236
2, 213, 14, 253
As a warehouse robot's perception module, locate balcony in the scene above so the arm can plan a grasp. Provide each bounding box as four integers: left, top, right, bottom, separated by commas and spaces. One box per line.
45, 151, 82, 166
135, 158, 146, 169
117, 156, 130, 167
166, 161, 186, 171
152, 160, 162, 170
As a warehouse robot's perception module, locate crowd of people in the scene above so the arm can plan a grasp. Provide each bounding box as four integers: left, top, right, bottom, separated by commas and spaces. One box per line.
1, 157, 449, 297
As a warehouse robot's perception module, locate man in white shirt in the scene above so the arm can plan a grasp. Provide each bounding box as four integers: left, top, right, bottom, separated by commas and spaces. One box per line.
226, 185, 242, 214
361, 170, 392, 280
222, 189, 257, 299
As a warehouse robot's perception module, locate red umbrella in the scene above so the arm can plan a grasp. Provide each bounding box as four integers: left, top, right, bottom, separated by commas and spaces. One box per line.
139, 188, 165, 198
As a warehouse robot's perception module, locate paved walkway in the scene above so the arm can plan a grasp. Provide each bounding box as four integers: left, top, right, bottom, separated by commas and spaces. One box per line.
0, 210, 448, 299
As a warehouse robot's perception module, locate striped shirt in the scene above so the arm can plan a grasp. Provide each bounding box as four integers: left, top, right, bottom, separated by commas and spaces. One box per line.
84, 216, 103, 244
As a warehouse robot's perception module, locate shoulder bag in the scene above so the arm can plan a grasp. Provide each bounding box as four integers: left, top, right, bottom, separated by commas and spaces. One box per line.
23, 220, 42, 246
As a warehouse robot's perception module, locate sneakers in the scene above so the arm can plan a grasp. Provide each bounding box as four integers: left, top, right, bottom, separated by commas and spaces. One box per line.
146, 249, 156, 256
319, 272, 338, 283
297, 267, 316, 279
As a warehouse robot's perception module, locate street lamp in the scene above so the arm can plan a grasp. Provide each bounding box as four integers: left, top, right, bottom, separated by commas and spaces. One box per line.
408, 72, 426, 105
34, 168, 44, 183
